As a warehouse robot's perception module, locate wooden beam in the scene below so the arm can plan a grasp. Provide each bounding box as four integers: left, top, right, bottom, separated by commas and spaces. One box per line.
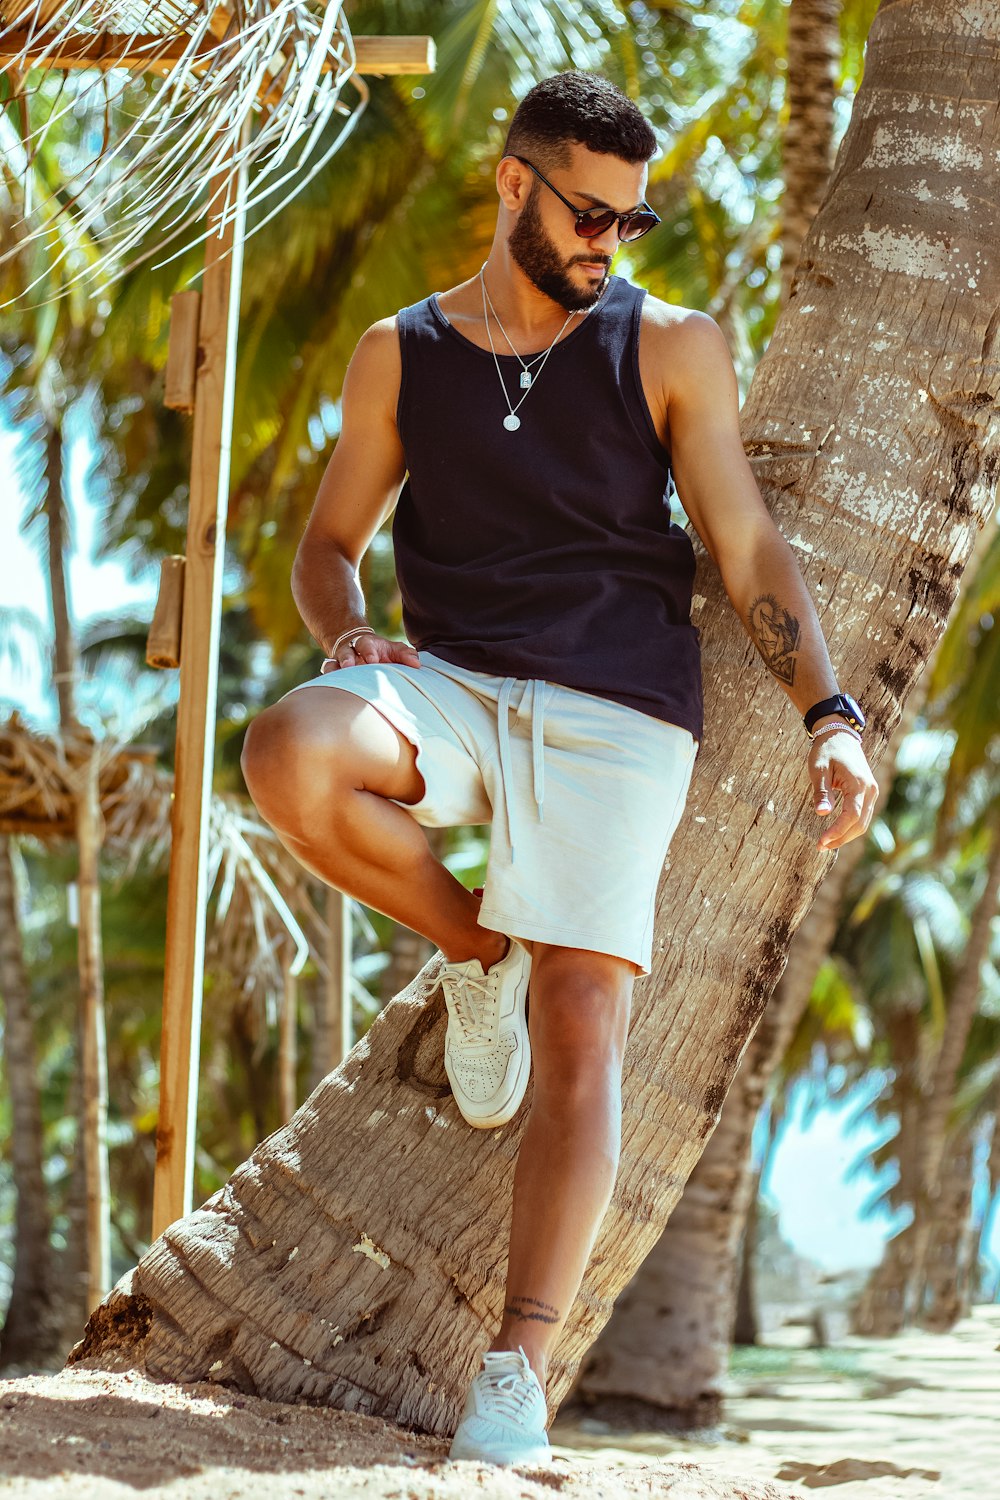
0, 32, 435, 76
151, 121, 250, 1242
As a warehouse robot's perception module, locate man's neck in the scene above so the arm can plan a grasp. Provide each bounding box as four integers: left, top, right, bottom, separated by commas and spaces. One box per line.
478, 248, 591, 341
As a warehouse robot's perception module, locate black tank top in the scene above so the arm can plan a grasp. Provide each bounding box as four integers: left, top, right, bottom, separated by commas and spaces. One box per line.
391, 274, 703, 741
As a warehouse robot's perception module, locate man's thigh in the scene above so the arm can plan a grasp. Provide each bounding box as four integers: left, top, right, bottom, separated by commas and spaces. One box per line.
276, 686, 428, 803
273, 657, 495, 828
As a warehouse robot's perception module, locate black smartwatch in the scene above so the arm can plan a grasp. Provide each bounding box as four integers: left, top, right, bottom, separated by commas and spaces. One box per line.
803, 693, 866, 738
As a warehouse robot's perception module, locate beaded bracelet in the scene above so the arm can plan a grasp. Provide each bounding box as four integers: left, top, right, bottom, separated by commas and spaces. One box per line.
811, 719, 863, 744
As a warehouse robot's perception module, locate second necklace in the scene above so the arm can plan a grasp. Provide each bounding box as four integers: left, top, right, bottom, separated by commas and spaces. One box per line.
479, 266, 580, 432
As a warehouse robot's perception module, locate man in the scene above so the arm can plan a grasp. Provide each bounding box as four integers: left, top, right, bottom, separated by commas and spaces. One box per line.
241, 70, 877, 1466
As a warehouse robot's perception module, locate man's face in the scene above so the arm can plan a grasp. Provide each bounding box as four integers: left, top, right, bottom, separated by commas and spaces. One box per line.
505, 144, 648, 312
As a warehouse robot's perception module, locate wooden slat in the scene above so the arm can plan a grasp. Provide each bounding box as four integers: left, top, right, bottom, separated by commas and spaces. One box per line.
0, 31, 435, 76
151, 125, 250, 1242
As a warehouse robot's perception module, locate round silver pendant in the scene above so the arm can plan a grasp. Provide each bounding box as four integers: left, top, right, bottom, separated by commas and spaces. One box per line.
503, 413, 521, 431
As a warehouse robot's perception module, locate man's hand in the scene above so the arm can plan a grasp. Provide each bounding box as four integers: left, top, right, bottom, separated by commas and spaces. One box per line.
321, 633, 422, 673
809, 731, 878, 850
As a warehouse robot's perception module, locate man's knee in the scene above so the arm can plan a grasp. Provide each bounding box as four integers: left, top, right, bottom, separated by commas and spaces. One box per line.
528, 946, 634, 1088
241, 697, 342, 833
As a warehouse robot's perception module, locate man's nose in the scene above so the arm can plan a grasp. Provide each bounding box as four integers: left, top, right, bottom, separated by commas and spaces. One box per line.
583, 226, 618, 259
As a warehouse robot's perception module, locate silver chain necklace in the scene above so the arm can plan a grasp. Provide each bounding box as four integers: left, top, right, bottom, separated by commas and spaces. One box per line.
479, 265, 580, 432
480, 273, 558, 384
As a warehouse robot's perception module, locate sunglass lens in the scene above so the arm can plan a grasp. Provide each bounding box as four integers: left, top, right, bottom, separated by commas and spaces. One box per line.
619, 212, 659, 242
575, 209, 618, 238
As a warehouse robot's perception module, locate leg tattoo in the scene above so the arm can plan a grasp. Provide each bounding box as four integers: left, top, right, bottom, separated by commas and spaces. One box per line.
748, 594, 801, 686
504, 1295, 561, 1326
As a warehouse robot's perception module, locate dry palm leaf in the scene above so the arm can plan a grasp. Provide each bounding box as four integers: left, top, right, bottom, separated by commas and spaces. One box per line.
0, 0, 369, 302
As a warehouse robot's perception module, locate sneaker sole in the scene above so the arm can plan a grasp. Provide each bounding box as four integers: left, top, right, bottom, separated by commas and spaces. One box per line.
448, 1434, 551, 1464
444, 949, 532, 1130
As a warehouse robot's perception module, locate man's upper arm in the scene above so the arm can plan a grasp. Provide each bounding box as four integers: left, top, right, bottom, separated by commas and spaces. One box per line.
294, 317, 407, 571
666, 310, 776, 569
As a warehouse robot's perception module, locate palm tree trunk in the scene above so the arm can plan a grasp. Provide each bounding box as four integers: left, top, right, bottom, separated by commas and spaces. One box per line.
0, 837, 61, 1368
856, 823, 1000, 1334
918, 1121, 976, 1332
45, 418, 77, 731
43, 412, 111, 1316
732, 1173, 763, 1347
74, 741, 111, 1312
904, 823, 1000, 1317
66, 0, 1000, 1432
851, 1006, 923, 1334
781, 0, 840, 307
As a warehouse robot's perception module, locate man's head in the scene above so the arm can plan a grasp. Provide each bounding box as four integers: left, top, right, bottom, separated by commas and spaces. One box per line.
498, 71, 657, 311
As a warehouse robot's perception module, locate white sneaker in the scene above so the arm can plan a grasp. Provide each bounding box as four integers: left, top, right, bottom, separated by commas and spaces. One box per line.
440, 937, 532, 1128
448, 1346, 551, 1465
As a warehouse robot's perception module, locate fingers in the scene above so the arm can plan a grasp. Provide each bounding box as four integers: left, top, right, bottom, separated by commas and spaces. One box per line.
321, 636, 421, 672
817, 776, 878, 850
352, 637, 378, 666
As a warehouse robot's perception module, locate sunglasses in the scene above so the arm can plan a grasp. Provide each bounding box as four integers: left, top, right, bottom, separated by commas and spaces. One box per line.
508, 154, 660, 244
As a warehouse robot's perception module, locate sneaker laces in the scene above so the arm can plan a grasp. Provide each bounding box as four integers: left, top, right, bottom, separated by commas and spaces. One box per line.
441, 966, 500, 1047
479, 1349, 541, 1424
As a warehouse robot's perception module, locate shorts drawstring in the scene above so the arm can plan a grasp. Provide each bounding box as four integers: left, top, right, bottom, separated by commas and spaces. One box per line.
497, 676, 548, 864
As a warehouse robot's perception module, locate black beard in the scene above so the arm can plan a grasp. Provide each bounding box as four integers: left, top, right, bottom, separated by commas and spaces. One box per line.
507, 187, 610, 312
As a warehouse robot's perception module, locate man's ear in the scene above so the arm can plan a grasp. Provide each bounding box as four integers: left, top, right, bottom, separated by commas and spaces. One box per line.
497, 156, 531, 212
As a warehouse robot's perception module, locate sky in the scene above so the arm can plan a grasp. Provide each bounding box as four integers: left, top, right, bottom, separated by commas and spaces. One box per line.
2, 410, 998, 1290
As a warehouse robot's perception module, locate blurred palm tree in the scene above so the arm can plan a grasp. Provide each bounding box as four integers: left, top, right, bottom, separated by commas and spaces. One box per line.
846, 529, 1000, 1333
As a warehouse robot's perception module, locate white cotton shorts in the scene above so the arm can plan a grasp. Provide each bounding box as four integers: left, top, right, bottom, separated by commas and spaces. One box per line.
279, 650, 696, 977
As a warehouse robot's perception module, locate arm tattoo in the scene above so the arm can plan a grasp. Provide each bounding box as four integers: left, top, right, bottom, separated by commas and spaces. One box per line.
748, 594, 801, 686
503, 1295, 561, 1326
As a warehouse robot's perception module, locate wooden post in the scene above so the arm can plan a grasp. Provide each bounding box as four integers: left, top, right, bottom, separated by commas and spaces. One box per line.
152, 125, 250, 1240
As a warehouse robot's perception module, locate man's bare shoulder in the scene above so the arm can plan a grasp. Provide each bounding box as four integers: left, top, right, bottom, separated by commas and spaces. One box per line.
639, 296, 734, 394
354, 314, 402, 365
640, 294, 722, 345
344, 316, 403, 412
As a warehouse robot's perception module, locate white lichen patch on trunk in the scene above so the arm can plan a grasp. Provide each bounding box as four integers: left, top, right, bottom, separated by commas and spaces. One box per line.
913, 178, 969, 209
868, 122, 984, 172
352, 1233, 391, 1270
832, 227, 952, 280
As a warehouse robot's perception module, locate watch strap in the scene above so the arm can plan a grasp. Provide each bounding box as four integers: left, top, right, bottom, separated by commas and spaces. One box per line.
804, 694, 865, 736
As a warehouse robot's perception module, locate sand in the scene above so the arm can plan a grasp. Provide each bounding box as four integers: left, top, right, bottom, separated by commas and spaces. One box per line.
0, 1305, 996, 1499
553, 1304, 1000, 1500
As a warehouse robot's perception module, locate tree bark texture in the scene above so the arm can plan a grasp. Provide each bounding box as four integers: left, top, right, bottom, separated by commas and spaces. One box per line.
781, 0, 840, 307
0, 837, 61, 1368
67, 0, 1000, 1435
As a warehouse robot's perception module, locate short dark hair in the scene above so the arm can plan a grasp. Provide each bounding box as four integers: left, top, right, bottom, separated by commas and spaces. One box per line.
501, 71, 656, 174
